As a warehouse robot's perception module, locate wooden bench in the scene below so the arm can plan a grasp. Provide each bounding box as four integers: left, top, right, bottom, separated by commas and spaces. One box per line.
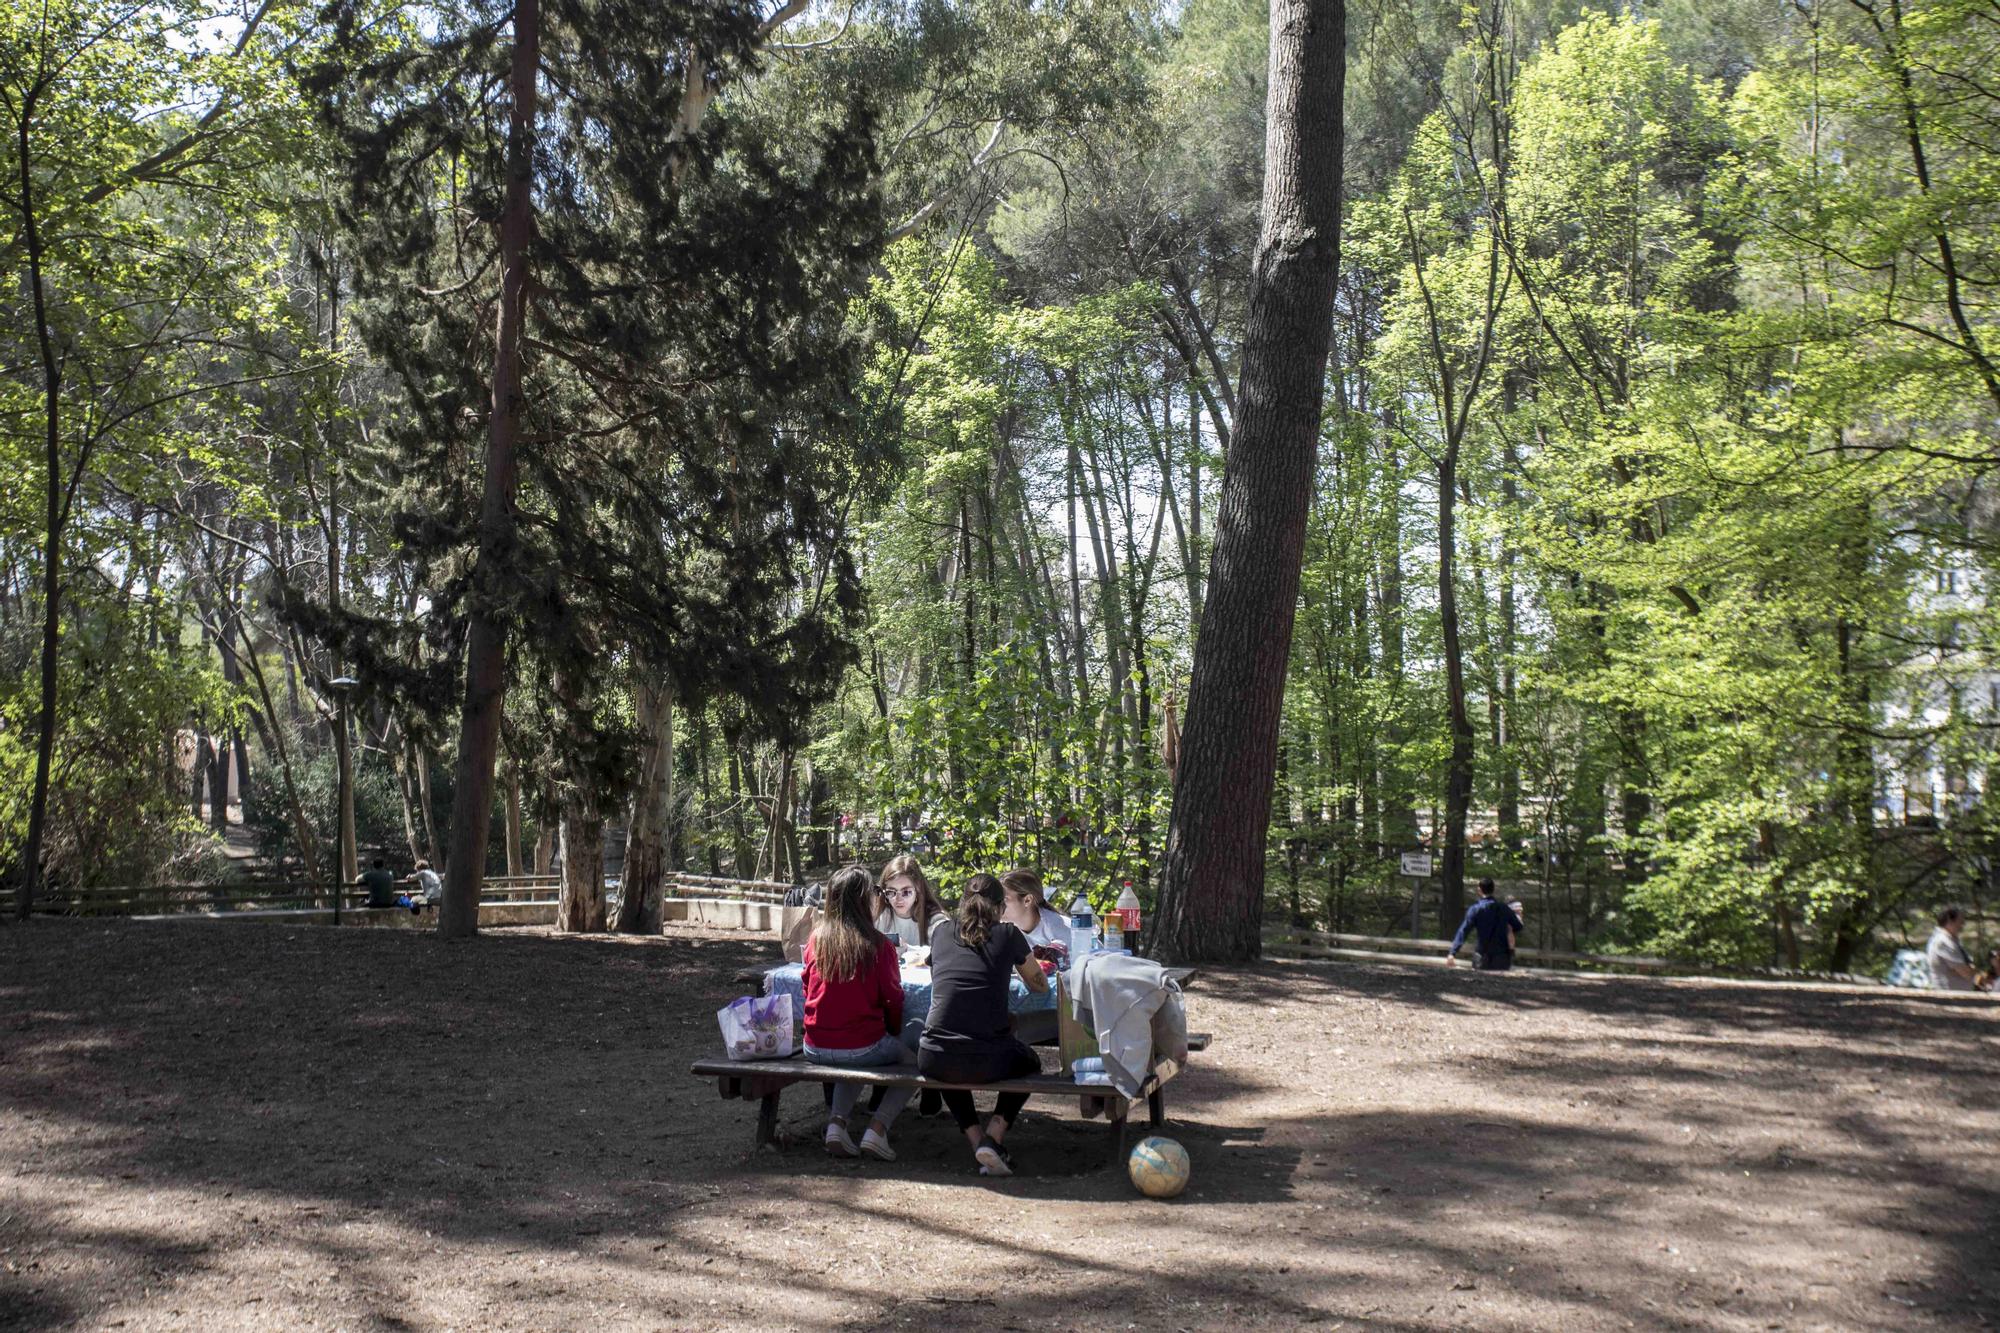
691, 1033, 1211, 1165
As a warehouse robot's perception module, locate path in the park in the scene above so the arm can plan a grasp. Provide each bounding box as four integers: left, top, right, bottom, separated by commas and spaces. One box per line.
1, 919, 1994, 1331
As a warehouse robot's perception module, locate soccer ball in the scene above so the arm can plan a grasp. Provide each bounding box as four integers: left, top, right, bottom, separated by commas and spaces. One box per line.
1128, 1136, 1190, 1199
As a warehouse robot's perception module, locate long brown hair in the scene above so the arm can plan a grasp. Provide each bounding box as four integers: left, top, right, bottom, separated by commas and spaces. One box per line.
955, 873, 1006, 948
809, 865, 884, 983
1000, 868, 1049, 916
877, 854, 946, 932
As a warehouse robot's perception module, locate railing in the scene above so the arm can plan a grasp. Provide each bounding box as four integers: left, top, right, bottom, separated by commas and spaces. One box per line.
1262, 925, 1883, 985
33, 874, 561, 917
31, 871, 801, 918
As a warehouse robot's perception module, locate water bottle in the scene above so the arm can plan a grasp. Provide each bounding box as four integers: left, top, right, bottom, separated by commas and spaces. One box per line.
1068, 892, 1096, 960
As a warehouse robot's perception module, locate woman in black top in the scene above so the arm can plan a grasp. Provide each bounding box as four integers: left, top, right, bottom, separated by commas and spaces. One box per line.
919, 873, 1050, 1175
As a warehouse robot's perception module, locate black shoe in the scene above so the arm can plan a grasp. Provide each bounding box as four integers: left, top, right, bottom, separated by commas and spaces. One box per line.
974, 1136, 1012, 1176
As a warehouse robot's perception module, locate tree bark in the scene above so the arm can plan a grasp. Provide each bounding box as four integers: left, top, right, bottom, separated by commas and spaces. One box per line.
1437, 455, 1475, 933
616, 669, 673, 933
503, 757, 525, 879
439, 0, 539, 938
17, 86, 62, 917
557, 803, 607, 932
1152, 0, 1345, 964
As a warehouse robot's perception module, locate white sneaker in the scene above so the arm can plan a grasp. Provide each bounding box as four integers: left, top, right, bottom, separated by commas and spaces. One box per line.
823, 1121, 859, 1157
860, 1127, 896, 1161
974, 1139, 1011, 1176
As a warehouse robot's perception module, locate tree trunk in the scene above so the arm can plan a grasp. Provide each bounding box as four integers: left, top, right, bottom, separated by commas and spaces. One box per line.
504, 758, 525, 879
439, 0, 538, 939
1152, 0, 1346, 964
532, 824, 554, 876
557, 803, 607, 932
616, 670, 673, 933
1437, 454, 1474, 933
18, 89, 63, 918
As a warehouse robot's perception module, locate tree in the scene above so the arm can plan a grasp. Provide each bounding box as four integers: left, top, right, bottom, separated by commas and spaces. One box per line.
1151, 0, 1346, 963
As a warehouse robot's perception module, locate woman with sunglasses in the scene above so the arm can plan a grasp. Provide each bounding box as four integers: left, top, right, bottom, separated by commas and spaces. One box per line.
874, 854, 950, 953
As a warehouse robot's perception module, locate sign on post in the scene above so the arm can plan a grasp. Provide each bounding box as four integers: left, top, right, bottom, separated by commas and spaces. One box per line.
1399, 851, 1433, 878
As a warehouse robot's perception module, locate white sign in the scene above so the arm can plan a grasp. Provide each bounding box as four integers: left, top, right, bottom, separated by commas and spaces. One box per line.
1399, 852, 1433, 878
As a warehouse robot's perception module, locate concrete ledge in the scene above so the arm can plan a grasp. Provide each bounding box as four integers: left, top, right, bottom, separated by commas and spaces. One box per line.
663, 898, 781, 932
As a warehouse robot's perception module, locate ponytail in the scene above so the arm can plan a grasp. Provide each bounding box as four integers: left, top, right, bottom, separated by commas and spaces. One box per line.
956, 873, 1005, 948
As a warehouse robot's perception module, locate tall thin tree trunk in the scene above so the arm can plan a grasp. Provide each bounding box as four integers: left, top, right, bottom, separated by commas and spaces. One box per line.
439, 0, 539, 938
1438, 454, 1475, 933
18, 89, 63, 917
1152, 0, 1346, 964
504, 758, 525, 878
617, 669, 674, 933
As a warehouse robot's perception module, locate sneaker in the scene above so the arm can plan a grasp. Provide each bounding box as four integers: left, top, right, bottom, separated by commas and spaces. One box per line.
823, 1121, 859, 1157
859, 1127, 896, 1161
974, 1137, 1011, 1176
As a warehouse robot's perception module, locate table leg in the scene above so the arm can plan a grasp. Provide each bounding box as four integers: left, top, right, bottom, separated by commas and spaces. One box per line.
1147, 1085, 1165, 1129
1107, 1099, 1130, 1167
755, 1090, 780, 1149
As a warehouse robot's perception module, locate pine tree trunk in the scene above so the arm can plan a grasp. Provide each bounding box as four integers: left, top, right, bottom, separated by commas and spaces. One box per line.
439, 0, 538, 939
504, 759, 525, 879
616, 670, 673, 933
1438, 452, 1474, 934
18, 95, 62, 917
557, 803, 606, 932
1152, 0, 1345, 964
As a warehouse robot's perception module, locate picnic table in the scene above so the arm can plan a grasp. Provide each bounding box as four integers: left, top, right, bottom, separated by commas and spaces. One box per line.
701, 960, 1205, 1160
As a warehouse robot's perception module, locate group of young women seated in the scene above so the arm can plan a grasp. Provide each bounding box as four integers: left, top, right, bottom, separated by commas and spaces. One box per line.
799, 856, 1067, 1175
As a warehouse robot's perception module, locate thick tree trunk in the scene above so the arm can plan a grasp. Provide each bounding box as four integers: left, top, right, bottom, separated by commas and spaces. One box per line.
557, 803, 607, 932
439, 0, 538, 938
1152, 0, 1345, 964
532, 824, 554, 876
616, 670, 673, 933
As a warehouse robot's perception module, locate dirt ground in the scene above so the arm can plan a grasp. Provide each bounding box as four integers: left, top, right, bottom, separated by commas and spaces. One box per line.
1, 919, 1996, 1332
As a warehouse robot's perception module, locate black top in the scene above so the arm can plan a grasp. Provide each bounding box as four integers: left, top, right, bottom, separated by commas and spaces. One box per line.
920, 919, 1030, 1054
1449, 896, 1523, 958
359, 868, 399, 908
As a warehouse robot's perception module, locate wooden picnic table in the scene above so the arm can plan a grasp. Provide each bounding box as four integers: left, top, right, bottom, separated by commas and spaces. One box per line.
691, 1033, 1210, 1163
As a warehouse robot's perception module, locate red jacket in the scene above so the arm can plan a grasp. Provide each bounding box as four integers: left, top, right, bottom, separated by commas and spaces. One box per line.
802, 935, 904, 1051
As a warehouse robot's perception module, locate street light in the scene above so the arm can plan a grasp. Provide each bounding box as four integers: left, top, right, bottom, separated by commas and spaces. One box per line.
330, 676, 359, 924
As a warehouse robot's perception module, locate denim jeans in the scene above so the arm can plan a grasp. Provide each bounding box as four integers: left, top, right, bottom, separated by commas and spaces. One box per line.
805, 1032, 914, 1124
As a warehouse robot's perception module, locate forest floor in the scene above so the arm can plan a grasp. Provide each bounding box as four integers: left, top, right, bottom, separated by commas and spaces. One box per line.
2, 918, 1996, 1332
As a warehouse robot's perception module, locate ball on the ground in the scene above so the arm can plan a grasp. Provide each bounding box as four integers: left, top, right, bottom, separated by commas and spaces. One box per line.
1128, 1136, 1190, 1198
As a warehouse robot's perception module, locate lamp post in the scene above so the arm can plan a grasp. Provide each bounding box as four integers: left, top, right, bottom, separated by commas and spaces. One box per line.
330, 676, 359, 923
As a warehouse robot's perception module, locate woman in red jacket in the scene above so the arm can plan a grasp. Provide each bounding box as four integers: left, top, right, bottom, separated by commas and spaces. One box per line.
804, 865, 914, 1160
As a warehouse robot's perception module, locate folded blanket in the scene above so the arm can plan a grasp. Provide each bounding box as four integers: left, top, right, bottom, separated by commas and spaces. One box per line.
1071, 1056, 1105, 1073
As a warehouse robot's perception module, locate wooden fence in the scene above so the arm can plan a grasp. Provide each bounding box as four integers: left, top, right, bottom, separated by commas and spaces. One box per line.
33, 870, 796, 918
1262, 924, 1881, 985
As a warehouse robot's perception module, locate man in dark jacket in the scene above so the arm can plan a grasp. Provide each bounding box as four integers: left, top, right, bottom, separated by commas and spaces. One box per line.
1447, 878, 1525, 971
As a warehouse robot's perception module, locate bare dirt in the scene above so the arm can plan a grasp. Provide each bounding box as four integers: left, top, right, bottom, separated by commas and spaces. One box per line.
1, 917, 1996, 1331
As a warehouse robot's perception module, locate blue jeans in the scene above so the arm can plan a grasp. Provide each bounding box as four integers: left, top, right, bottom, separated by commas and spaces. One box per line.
805, 1032, 914, 1125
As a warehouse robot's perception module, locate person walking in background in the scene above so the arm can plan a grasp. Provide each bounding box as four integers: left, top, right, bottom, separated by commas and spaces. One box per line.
1447, 878, 1525, 972
1926, 906, 1978, 992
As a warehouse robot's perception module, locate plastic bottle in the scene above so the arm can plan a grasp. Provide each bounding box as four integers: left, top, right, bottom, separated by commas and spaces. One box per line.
1068, 892, 1096, 960
1116, 883, 1142, 952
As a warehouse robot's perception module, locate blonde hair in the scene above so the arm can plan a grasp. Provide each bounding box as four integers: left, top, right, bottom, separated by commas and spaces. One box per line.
877, 854, 946, 933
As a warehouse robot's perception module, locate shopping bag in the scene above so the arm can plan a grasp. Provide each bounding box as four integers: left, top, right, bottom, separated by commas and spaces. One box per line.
717, 993, 796, 1061
781, 905, 818, 964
